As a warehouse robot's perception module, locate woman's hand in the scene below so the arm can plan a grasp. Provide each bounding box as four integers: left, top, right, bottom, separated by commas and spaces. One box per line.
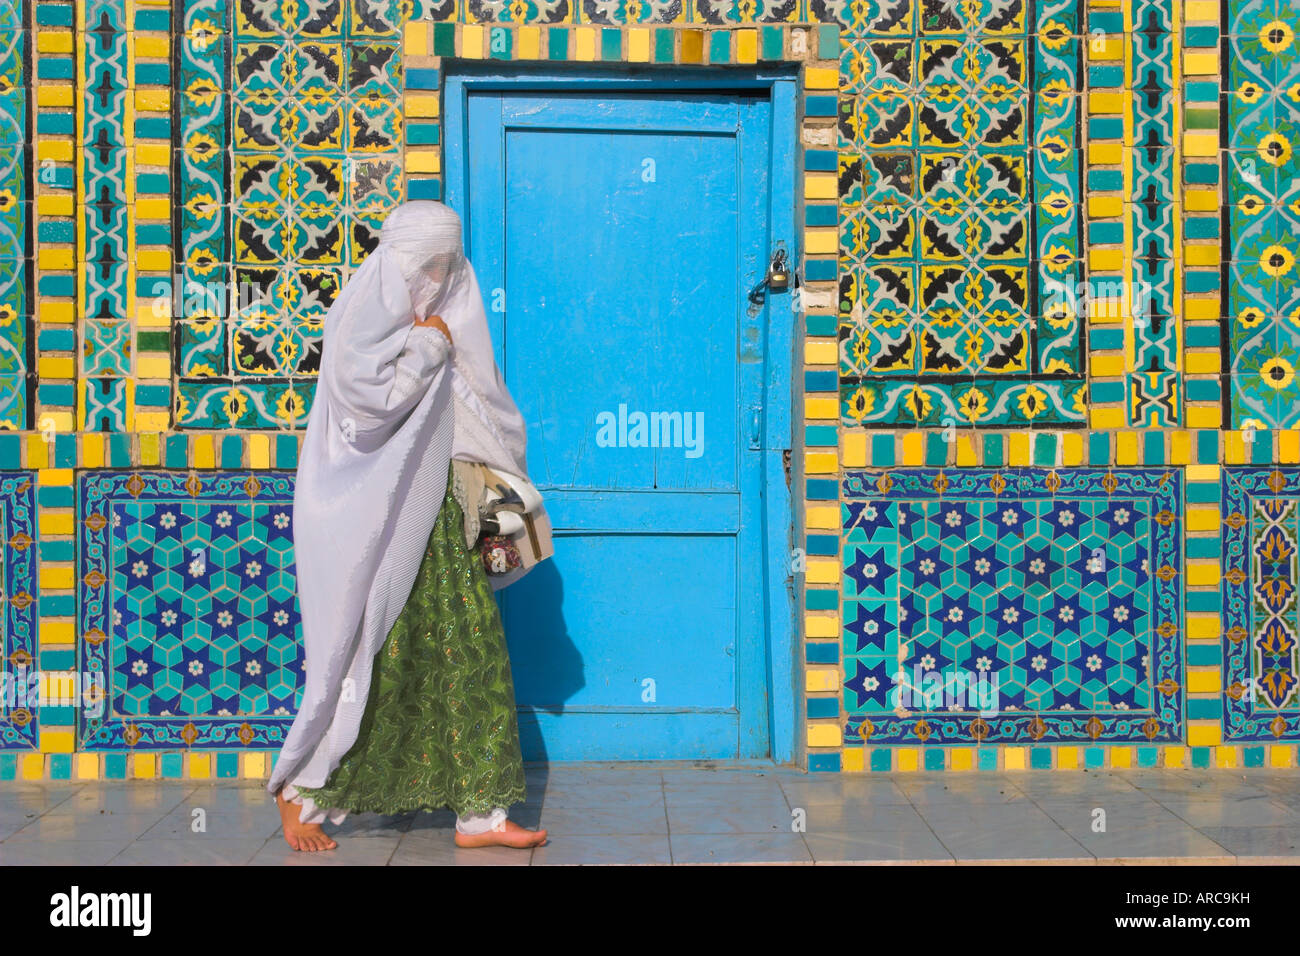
414, 313, 452, 345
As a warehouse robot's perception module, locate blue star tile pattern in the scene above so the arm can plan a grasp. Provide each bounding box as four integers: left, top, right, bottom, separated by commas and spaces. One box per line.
1222, 467, 1300, 740
0, 472, 37, 749
77, 471, 302, 749
840, 467, 1183, 744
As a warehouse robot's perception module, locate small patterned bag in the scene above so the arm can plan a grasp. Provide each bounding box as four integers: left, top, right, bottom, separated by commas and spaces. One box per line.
471, 465, 553, 588
480, 534, 522, 577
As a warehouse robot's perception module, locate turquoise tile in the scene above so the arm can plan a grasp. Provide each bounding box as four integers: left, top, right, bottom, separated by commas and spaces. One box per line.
807, 478, 837, 499
983, 434, 1003, 466
490, 26, 512, 59
805, 589, 838, 611
1144, 431, 1164, 464
1033, 433, 1056, 466
407, 178, 441, 200
870, 434, 894, 466
40, 540, 74, 562
547, 27, 568, 60
53, 433, 75, 467
220, 435, 242, 469
406, 121, 439, 145
40, 648, 75, 670
805, 95, 836, 116
1196, 429, 1218, 464
406, 68, 440, 90
165, 435, 188, 468
0, 434, 20, 467
807, 697, 839, 718
708, 30, 729, 64
654, 27, 674, 63
276, 434, 299, 468
1088, 432, 1110, 465
161, 753, 184, 778
806, 424, 838, 446
817, 23, 838, 59
925, 433, 947, 466
432, 22, 456, 56
807, 533, 837, 555
808, 752, 840, 772
600, 27, 620, 61
760, 25, 783, 60
806, 640, 838, 663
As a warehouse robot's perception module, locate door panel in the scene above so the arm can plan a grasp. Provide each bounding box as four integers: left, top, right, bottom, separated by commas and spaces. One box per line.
466, 89, 771, 760
501, 122, 738, 491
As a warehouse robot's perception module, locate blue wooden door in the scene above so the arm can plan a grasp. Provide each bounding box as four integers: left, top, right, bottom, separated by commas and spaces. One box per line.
463, 89, 774, 760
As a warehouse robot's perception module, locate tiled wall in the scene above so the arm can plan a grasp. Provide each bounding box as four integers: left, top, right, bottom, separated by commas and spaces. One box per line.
2, 0, 1299, 781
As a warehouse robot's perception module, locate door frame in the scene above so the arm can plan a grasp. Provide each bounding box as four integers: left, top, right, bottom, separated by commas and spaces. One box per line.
442, 63, 799, 765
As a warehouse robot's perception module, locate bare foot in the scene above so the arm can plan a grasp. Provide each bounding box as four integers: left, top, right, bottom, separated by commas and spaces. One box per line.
275, 790, 338, 852
454, 818, 547, 849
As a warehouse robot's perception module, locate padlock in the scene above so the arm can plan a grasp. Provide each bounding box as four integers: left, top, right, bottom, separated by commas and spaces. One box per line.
767, 249, 789, 293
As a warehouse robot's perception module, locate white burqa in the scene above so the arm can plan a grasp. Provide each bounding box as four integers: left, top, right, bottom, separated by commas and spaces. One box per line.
268, 202, 530, 833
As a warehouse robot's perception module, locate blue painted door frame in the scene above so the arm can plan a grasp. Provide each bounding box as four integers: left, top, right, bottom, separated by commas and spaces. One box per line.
444, 64, 798, 764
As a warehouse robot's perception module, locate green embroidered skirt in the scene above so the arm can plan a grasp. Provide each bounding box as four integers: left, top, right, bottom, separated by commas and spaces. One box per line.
295, 466, 527, 818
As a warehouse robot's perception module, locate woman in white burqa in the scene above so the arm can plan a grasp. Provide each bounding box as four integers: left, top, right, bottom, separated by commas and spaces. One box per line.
268, 201, 546, 851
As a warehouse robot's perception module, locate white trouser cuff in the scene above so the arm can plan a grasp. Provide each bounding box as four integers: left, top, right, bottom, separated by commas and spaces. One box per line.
280, 783, 350, 827
455, 807, 508, 834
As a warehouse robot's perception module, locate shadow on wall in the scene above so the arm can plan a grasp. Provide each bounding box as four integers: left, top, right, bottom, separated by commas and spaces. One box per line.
499, 558, 585, 763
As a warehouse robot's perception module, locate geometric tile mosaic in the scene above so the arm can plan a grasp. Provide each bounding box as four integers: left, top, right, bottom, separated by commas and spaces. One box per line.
175, 0, 405, 429
837, 0, 1086, 427
3, 0, 1300, 781
1222, 467, 1300, 740
0, 5, 27, 430
0, 471, 37, 749
842, 467, 1183, 743
1127, 0, 1180, 426
77, 471, 301, 749
1227, 0, 1300, 429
